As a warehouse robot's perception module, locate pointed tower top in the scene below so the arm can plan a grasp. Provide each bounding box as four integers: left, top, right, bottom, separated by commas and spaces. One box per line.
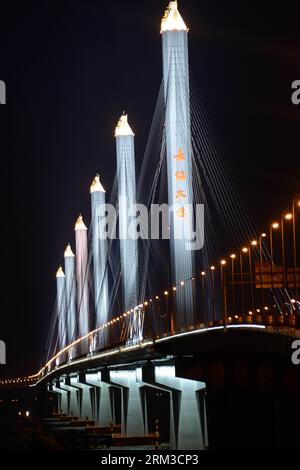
64, 243, 75, 258
75, 214, 87, 231
161, 1, 188, 33
90, 174, 106, 194
56, 266, 65, 278
115, 113, 135, 137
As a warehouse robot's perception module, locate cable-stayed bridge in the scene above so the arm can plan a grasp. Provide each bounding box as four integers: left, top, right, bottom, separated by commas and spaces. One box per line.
1, 2, 299, 450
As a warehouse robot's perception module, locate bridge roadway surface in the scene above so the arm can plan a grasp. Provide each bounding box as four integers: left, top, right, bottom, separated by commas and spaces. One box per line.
33, 323, 300, 450
37, 324, 299, 384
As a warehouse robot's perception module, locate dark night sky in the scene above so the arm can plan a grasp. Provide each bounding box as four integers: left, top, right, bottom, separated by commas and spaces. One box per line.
0, 0, 300, 377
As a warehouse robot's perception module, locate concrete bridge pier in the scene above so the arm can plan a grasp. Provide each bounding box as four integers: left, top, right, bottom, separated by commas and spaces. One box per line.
85, 372, 114, 426
142, 364, 207, 450
109, 368, 147, 437
51, 381, 69, 415
47, 363, 207, 449
59, 377, 80, 417
70, 373, 94, 421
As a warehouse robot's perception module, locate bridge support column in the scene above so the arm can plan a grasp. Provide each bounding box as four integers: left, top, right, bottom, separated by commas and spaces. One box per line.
51, 381, 69, 415
48, 383, 64, 415
143, 364, 206, 450
156, 366, 206, 450
70, 374, 94, 421
109, 368, 146, 437
86, 372, 113, 426
59, 378, 80, 417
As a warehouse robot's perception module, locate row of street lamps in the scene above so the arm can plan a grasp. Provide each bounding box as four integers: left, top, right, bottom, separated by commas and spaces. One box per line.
126, 197, 300, 334
200, 197, 300, 325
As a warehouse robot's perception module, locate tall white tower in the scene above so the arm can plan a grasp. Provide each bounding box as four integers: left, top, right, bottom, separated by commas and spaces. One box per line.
161, 1, 194, 325
56, 266, 66, 350
75, 215, 90, 337
115, 113, 138, 311
64, 243, 76, 344
90, 174, 109, 328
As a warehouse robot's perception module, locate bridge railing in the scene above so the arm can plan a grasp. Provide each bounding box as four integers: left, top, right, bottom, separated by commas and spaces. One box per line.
40, 278, 299, 381
37, 196, 300, 380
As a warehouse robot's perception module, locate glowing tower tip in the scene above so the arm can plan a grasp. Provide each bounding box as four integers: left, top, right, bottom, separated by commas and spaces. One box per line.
90, 174, 106, 194
56, 266, 65, 278
115, 113, 134, 137
161, 1, 188, 33
75, 214, 87, 231
64, 243, 75, 258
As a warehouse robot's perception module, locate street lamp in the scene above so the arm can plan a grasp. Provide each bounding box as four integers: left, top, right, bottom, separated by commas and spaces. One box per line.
220, 260, 228, 328
258, 233, 267, 307
281, 213, 293, 313
201, 271, 206, 324
270, 222, 280, 311
248, 242, 257, 311
211, 266, 216, 322
240, 248, 248, 315
292, 198, 300, 302
164, 291, 170, 334
171, 287, 177, 335
230, 254, 236, 316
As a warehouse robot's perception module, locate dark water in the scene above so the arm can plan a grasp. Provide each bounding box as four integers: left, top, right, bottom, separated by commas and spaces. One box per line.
0, 415, 36, 449
0, 387, 58, 450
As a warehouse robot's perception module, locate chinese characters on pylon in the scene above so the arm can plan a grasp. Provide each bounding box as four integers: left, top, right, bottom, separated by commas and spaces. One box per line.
174, 149, 187, 218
